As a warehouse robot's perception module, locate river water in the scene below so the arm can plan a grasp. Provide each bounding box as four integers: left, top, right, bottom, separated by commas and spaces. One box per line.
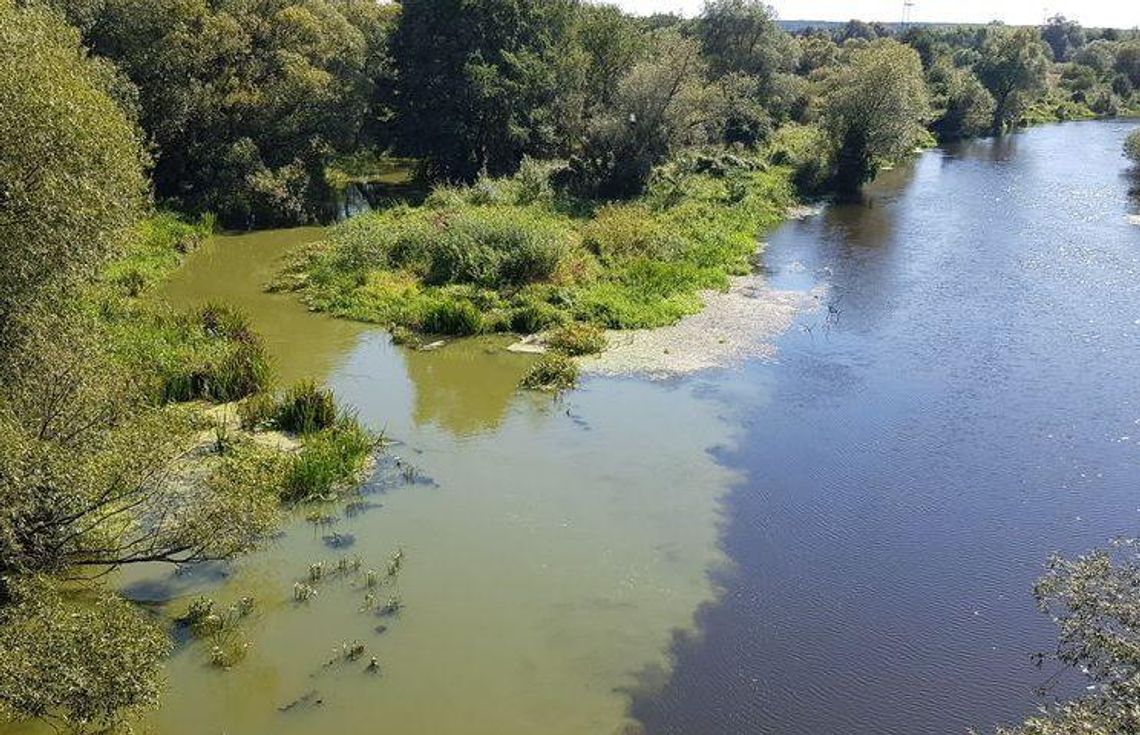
14, 120, 1137, 735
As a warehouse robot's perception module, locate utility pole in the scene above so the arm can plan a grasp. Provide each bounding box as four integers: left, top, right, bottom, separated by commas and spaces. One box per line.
902, 0, 915, 30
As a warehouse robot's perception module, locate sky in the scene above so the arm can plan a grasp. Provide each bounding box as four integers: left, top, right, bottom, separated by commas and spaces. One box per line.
607, 0, 1140, 29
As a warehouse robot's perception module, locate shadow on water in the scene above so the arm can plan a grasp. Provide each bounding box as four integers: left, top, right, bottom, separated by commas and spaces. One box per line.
630, 121, 1140, 735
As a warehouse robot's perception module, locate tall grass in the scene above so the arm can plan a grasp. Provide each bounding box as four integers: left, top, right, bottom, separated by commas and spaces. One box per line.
277, 149, 794, 340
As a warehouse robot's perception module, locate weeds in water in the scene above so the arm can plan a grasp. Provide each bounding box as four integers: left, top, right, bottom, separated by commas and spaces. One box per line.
293, 582, 316, 602
378, 596, 403, 617
281, 416, 375, 502
308, 562, 325, 583
180, 595, 255, 668
386, 548, 404, 579
520, 353, 578, 392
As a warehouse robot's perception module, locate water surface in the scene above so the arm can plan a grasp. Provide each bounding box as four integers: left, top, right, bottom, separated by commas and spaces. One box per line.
633, 120, 1140, 735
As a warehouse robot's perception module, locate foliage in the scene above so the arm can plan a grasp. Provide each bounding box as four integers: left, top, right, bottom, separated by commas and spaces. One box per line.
109, 303, 273, 404
282, 416, 375, 502
519, 352, 578, 392
0, 315, 279, 577
545, 323, 607, 356
53, 0, 400, 227
821, 40, 931, 192
993, 543, 1140, 734
281, 153, 792, 336
0, 578, 171, 729
1125, 130, 1140, 164
276, 381, 338, 434
975, 28, 1051, 134
391, 0, 575, 181
0, 0, 146, 346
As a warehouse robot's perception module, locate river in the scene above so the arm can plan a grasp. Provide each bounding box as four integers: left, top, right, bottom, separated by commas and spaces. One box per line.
31, 120, 1140, 735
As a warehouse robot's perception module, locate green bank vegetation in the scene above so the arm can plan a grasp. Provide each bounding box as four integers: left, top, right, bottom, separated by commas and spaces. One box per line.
4, 0, 1140, 730
0, 1, 373, 728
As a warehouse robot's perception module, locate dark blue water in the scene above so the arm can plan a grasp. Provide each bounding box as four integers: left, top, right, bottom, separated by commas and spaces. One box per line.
634, 121, 1140, 735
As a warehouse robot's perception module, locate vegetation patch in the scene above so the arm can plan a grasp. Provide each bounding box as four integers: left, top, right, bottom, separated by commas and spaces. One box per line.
520, 353, 579, 392
545, 323, 608, 356
277, 152, 793, 340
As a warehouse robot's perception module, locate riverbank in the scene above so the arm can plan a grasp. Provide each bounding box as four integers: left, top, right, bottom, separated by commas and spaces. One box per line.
270, 152, 795, 367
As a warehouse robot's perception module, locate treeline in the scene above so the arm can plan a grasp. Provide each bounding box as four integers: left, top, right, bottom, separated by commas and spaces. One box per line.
44, 0, 1140, 227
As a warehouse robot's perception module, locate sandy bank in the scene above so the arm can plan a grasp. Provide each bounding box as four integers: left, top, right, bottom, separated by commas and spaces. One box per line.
578, 273, 822, 379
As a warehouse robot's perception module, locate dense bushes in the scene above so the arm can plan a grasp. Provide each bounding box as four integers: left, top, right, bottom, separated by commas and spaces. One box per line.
279, 150, 793, 336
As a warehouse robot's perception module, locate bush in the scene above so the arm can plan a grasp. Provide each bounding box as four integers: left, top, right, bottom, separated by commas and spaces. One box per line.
281, 417, 375, 502
1126, 130, 1140, 163
546, 322, 607, 356
520, 353, 579, 392
276, 381, 337, 434
767, 124, 834, 194
421, 298, 484, 335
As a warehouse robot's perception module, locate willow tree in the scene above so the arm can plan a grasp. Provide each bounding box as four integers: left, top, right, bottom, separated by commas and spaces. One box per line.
974, 28, 1050, 135
821, 40, 930, 193
0, 0, 145, 348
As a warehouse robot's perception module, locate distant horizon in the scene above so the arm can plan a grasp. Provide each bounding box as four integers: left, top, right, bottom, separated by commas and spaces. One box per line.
606, 1, 1140, 30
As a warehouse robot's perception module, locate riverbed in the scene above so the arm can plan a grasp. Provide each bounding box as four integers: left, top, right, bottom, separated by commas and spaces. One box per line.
12, 120, 1137, 735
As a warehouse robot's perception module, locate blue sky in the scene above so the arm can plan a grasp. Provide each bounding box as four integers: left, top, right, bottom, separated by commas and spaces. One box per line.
607, 1, 1140, 28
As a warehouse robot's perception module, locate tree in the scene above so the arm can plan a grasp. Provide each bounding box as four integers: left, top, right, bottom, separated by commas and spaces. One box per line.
821, 40, 930, 192
994, 543, 1140, 734
930, 63, 996, 142
1125, 130, 1140, 164
57, 0, 398, 227
391, 0, 575, 181
1116, 42, 1140, 89
562, 31, 726, 198
1041, 14, 1085, 62
0, 0, 146, 347
975, 28, 1050, 134
0, 578, 171, 730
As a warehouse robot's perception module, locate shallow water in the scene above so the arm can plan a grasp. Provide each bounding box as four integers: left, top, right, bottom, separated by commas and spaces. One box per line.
5, 121, 1138, 735
132, 228, 745, 734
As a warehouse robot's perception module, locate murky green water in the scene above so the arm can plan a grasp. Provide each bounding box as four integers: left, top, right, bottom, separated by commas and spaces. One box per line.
122, 229, 743, 734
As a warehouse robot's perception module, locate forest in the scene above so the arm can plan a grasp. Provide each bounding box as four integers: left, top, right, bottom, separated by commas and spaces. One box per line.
3, 0, 1140, 732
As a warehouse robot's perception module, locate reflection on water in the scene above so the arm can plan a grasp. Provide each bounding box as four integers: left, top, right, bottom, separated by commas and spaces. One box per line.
633, 120, 1140, 735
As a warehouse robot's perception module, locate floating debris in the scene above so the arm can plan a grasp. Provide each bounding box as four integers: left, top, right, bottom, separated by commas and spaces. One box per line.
278, 690, 323, 713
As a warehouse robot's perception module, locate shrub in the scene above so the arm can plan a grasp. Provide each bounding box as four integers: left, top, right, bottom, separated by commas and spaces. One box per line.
520, 353, 579, 392
546, 322, 607, 356
1125, 130, 1140, 163
421, 298, 484, 335
512, 157, 557, 204
276, 381, 337, 434
281, 416, 374, 502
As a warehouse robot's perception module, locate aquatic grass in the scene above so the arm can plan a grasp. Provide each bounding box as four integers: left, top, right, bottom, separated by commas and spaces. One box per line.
276, 380, 337, 434
277, 152, 794, 362
281, 416, 376, 502
520, 353, 579, 392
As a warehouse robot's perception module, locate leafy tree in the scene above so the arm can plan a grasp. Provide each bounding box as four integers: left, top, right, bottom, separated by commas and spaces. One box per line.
1073, 39, 1118, 75
821, 40, 930, 192
0, 315, 280, 577
930, 63, 996, 142
1125, 130, 1140, 164
975, 28, 1050, 134
561, 31, 726, 198
1041, 15, 1086, 62
698, 0, 798, 117
0, 0, 146, 347
391, 0, 575, 181
0, 578, 171, 730
1116, 42, 1140, 88
58, 0, 398, 227
994, 543, 1140, 734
